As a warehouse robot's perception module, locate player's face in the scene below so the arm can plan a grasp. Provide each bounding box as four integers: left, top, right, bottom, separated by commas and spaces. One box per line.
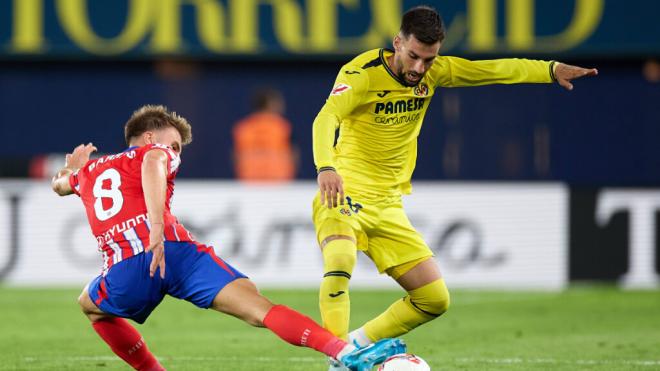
148, 127, 183, 154
392, 34, 441, 86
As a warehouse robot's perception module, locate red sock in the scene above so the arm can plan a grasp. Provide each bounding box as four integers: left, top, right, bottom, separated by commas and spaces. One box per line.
263, 305, 349, 359
92, 317, 164, 371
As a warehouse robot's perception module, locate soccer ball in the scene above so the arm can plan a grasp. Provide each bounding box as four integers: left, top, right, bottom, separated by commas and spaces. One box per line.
377, 353, 430, 371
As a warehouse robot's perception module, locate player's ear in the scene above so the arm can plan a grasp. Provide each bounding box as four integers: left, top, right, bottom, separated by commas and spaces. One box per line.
143, 131, 154, 145
393, 34, 401, 52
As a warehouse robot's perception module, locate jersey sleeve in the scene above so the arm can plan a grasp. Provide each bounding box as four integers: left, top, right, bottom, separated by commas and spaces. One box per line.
313, 65, 369, 171
143, 144, 181, 176
431, 56, 555, 88
68, 169, 81, 196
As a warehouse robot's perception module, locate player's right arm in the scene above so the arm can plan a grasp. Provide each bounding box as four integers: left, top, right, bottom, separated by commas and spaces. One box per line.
51, 143, 97, 196
313, 65, 369, 208
141, 149, 169, 279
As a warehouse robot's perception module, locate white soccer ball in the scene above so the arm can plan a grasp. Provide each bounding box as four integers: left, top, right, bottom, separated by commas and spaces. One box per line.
377, 353, 431, 371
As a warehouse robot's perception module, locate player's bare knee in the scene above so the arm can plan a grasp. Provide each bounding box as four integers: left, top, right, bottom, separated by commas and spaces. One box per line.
77, 286, 108, 322
77, 288, 92, 313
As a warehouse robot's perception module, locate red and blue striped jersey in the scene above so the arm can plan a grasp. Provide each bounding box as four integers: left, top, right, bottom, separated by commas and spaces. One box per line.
69, 144, 194, 275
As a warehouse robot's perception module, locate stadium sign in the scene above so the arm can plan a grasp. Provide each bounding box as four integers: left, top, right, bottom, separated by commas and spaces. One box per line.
0, 180, 567, 289
570, 188, 660, 289
0, 0, 658, 59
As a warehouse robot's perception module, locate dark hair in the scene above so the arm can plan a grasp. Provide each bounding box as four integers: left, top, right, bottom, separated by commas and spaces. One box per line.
400, 5, 445, 44
251, 87, 284, 111
124, 105, 192, 146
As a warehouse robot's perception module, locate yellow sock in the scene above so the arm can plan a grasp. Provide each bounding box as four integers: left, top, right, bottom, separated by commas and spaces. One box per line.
363, 279, 450, 341
319, 239, 357, 339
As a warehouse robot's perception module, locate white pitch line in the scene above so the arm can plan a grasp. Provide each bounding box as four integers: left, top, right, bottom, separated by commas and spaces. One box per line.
455, 357, 660, 367
23, 356, 660, 368
24, 355, 321, 363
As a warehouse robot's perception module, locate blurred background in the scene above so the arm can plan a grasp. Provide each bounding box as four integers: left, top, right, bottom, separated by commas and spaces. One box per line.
0, 0, 659, 290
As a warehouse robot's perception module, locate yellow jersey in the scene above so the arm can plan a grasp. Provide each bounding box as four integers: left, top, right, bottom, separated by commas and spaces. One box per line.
313, 48, 555, 198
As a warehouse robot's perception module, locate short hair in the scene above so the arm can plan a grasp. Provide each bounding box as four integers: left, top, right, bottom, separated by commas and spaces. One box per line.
251, 87, 283, 111
400, 5, 445, 44
124, 105, 192, 146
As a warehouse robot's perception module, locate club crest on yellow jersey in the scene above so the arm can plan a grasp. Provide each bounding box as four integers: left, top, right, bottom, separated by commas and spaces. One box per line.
339, 196, 363, 216
339, 207, 353, 216
413, 83, 429, 97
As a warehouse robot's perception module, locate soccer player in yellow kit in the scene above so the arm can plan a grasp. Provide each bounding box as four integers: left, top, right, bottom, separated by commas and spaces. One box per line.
312, 6, 597, 369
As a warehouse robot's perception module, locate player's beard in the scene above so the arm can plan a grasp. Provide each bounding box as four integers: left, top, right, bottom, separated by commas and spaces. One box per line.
394, 56, 423, 87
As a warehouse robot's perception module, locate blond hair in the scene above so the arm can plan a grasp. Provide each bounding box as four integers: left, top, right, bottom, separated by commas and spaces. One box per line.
124, 105, 192, 146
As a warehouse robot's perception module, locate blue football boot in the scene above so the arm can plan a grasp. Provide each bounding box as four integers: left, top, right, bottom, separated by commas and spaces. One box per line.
340, 338, 407, 371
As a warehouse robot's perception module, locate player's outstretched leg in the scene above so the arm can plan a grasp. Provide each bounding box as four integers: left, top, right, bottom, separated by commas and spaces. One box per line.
212, 278, 405, 369
79, 287, 165, 371
211, 279, 351, 353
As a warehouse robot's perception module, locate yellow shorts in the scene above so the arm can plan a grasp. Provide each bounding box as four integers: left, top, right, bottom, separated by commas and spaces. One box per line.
312, 192, 433, 273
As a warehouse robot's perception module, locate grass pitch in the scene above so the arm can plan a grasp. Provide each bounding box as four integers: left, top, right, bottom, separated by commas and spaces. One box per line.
1, 286, 659, 370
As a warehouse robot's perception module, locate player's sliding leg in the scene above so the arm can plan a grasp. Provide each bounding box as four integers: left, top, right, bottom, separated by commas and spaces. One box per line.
212, 278, 351, 357
317, 221, 358, 340
211, 278, 405, 370
349, 257, 450, 347
78, 287, 164, 371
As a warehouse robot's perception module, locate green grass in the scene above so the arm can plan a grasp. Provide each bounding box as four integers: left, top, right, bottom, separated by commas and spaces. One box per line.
1, 286, 659, 370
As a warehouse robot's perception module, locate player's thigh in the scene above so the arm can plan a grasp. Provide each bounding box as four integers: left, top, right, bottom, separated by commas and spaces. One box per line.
312, 192, 367, 250
87, 254, 166, 324
210, 278, 274, 327
389, 257, 442, 291
367, 204, 433, 273
166, 242, 248, 311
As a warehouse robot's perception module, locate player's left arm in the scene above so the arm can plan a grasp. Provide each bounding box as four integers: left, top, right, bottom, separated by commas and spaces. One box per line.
51, 143, 97, 196
433, 56, 597, 90
142, 149, 169, 279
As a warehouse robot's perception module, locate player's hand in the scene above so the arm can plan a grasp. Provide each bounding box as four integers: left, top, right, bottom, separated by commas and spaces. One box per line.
318, 169, 344, 209
554, 62, 598, 91
66, 143, 97, 170
147, 223, 165, 279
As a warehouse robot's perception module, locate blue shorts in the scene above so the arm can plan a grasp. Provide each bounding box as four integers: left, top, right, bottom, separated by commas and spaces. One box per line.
88, 241, 247, 324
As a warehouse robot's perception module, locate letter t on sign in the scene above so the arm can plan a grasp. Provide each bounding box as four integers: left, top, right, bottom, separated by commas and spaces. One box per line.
597, 190, 660, 289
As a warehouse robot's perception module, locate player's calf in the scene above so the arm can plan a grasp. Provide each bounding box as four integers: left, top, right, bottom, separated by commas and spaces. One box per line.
92, 317, 165, 371
319, 236, 357, 339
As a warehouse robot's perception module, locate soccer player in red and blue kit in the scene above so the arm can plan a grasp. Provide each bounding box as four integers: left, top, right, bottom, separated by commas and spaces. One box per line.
51, 105, 405, 371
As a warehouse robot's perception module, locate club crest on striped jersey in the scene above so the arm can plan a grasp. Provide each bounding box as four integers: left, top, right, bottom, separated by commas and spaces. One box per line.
331, 83, 351, 96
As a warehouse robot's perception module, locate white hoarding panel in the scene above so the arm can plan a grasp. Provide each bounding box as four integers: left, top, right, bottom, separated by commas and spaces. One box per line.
2, 181, 567, 289
0, 187, 12, 281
